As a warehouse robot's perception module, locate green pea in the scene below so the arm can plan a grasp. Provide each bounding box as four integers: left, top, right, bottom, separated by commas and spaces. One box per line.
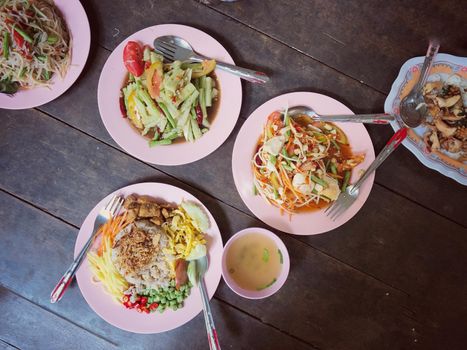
177, 296, 183, 303
160, 297, 167, 304
171, 305, 178, 311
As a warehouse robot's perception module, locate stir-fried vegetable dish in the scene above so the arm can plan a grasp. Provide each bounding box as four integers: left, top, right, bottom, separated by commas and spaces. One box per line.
0, 0, 71, 94
252, 109, 365, 214
120, 41, 219, 146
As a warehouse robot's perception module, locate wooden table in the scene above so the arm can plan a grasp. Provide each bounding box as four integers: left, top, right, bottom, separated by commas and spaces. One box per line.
1, 1, 466, 349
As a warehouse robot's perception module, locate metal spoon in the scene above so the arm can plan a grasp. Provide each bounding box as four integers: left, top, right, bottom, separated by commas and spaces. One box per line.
287, 106, 395, 124
399, 41, 440, 128
194, 255, 221, 350
154, 35, 269, 84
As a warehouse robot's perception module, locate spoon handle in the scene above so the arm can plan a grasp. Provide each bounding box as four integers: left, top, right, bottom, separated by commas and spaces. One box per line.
199, 279, 221, 350
415, 41, 440, 91
315, 113, 394, 124
215, 61, 270, 84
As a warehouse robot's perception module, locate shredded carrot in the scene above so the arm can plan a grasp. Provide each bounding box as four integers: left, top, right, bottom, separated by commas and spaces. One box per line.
96, 212, 132, 256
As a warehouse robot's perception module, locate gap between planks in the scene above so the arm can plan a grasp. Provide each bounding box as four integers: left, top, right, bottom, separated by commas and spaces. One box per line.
0, 338, 21, 350
194, 1, 388, 96
0, 283, 118, 347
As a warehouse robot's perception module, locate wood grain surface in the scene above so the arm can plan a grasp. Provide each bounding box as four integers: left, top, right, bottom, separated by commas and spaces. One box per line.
1, 0, 466, 349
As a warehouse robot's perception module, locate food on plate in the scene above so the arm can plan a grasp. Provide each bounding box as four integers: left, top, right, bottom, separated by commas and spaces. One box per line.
252, 109, 365, 214
120, 41, 219, 146
0, 0, 71, 94
225, 232, 283, 291
87, 194, 209, 314
422, 75, 466, 162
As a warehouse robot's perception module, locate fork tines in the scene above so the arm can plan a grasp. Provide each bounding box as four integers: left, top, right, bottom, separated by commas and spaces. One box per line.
154, 41, 176, 61
106, 195, 124, 216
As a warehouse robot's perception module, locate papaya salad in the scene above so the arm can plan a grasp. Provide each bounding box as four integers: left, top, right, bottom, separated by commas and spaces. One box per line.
120, 41, 219, 146
87, 195, 210, 314
252, 109, 365, 215
0, 0, 71, 94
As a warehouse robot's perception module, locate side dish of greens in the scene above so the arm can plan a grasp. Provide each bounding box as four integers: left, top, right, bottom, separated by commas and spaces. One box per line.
120, 41, 218, 146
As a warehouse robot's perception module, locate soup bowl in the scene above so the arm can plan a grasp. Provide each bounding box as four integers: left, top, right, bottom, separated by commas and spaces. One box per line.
221, 227, 290, 299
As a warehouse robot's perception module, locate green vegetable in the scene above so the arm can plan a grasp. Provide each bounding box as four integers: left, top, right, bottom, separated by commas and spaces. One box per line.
257, 278, 277, 291
14, 26, 33, 44
149, 139, 172, 147
181, 201, 210, 232
341, 171, 351, 192
330, 162, 337, 175
253, 184, 258, 195
187, 260, 197, 286
262, 248, 270, 263
205, 76, 212, 107
278, 249, 283, 264
47, 34, 58, 44
3, 32, 9, 59
0, 79, 19, 94
36, 55, 47, 63
330, 139, 341, 150
43, 70, 51, 80
310, 174, 327, 188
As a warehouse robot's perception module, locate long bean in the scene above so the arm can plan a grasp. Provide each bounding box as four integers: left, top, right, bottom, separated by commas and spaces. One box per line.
3, 32, 9, 59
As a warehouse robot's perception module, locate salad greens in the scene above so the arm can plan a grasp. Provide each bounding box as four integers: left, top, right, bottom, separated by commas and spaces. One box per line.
121, 46, 218, 146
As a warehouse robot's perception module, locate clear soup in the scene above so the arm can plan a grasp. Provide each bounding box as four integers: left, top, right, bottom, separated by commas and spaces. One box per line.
226, 233, 283, 291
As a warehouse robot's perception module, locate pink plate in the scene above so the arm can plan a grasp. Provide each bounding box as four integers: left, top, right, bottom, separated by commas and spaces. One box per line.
232, 92, 376, 235
97, 24, 242, 165
0, 0, 91, 110
75, 182, 223, 333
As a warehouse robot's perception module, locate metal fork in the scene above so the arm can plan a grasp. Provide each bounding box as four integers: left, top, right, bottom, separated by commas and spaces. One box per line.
153, 36, 269, 84
50, 195, 124, 303
325, 127, 408, 221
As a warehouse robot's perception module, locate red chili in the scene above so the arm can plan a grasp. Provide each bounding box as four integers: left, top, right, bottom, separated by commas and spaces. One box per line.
195, 105, 203, 126
144, 60, 151, 70
149, 303, 158, 310
122, 295, 130, 303
136, 306, 143, 313
140, 297, 148, 305
119, 93, 127, 118
141, 307, 149, 314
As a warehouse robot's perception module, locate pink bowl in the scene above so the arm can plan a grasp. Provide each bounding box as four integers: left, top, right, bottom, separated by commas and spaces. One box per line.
221, 227, 290, 299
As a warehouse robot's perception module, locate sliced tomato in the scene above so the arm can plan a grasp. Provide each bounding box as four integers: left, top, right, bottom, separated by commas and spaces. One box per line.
123, 41, 144, 77
12, 29, 31, 58
145, 61, 163, 99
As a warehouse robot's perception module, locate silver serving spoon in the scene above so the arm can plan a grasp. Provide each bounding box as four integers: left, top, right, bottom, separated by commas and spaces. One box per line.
287, 42, 439, 128
154, 35, 269, 84
194, 255, 221, 350
287, 106, 395, 124
399, 41, 439, 128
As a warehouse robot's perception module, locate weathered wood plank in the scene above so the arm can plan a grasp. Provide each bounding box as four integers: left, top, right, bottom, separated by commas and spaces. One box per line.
0, 287, 116, 350
0, 112, 435, 348
207, 0, 467, 93
0, 193, 314, 350
0, 340, 19, 350
38, 1, 467, 225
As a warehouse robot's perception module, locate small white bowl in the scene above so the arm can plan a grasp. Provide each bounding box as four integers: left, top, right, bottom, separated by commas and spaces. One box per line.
221, 227, 290, 299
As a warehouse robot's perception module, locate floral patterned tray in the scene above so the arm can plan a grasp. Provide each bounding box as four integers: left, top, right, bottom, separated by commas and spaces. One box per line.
384, 53, 467, 185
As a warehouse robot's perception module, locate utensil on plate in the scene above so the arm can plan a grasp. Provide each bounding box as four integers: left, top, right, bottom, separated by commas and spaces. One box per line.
399, 41, 440, 128
50, 195, 124, 303
153, 36, 269, 84
194, 255, 221, 350
287, 106, 395, 124
325, 128, 407, 220
325, 42, 440, 220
